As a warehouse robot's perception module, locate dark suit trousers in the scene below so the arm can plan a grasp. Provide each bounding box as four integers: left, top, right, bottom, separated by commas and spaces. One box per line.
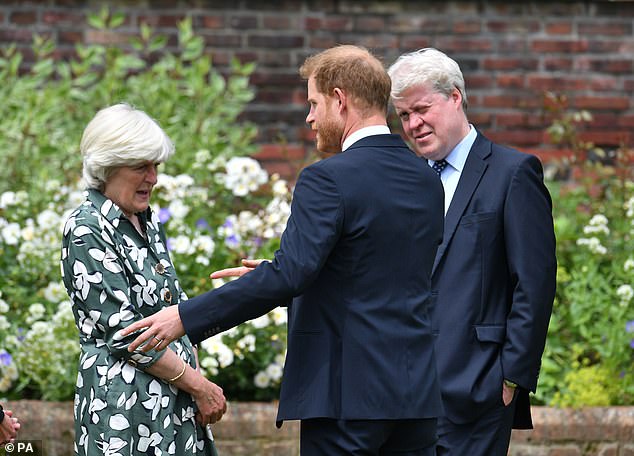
436, 391, 518, 456
300, 417, 437, 456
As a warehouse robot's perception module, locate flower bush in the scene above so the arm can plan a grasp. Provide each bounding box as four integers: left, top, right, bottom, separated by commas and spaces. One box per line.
534, 92, 634, 406
0, 10, 291, 402
1, 10, 632, 408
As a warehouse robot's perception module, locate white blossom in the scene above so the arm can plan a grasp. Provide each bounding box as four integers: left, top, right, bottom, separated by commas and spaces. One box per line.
200, 336, 234, 368
271, 307, 287, 325
576, 237, 607, 255
170, 235, 192, 255
254, 371, 270, 388
237, 334, 256, 353
192, 235, 215, 256
616, 284, 633, 304
1, 222, 21, 245
223, 157, 268, 197
250, 314, 270, 329
168, 199, 190, 220
625, 196, 634, 218
265, 363, 283, 382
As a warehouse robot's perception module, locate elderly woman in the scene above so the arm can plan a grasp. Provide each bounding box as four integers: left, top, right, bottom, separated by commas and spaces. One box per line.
61, 103, 225, 455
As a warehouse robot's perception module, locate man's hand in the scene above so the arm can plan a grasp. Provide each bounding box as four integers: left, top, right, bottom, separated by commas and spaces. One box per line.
502, 381, 516, 406
120, 306, 185, 353
210, 258, 267, 279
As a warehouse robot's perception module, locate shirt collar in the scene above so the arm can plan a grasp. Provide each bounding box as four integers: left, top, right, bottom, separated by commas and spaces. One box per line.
428, 124, 477, 172
342, 125, 391, 151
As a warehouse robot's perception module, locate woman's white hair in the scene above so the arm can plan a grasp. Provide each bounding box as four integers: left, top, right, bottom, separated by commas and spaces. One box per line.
387, 47, 468, 111
81, 103, 174, 190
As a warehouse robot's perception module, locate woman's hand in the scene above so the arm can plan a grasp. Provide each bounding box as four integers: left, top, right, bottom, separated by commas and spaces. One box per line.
191, 378, 227, 426
144, 349, 227, 424
0, 409, 19, 447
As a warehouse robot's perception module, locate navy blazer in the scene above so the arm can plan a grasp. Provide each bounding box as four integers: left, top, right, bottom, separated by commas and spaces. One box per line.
431, 130, 556, 428
181, 134, 445, 424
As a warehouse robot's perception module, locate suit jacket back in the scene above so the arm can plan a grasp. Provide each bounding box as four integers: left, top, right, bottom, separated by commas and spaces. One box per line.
182, 134, 445, 423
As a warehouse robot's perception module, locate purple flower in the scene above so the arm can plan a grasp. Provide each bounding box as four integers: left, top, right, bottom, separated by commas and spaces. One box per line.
627, 321, 634, 333
196, 218, 210, 230
166, 238, 174, 251
223, 218, 234, 228
158, 207, 172, 224
0, 350, 12, 366
225, 234, 240, 249
630, 339, 634, 349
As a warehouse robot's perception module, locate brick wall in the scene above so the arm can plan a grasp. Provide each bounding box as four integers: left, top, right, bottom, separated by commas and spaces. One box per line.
0, 0, 632, 176
6, 401, 634, 456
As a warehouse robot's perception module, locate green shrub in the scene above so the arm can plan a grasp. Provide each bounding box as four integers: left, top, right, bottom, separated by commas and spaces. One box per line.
533, 92, 634, 406
0, 8, 290, 402
551, 348, 621, 407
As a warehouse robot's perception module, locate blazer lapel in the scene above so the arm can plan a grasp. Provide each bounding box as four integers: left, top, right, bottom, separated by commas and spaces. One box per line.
432, 133, 491, 274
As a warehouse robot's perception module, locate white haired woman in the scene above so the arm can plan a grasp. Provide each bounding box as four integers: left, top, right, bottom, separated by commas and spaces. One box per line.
61, 103, 225, 456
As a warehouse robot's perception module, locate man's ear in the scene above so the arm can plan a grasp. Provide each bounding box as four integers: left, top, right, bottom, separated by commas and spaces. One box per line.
333, 87, 346, 112
451, 87, 462, 107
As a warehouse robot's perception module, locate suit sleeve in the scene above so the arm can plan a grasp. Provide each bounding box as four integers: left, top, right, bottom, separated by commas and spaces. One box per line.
502, 154, 557, 392
181, 164, 344, 344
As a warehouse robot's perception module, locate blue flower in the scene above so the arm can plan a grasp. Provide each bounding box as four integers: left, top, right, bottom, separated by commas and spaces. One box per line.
196, 218, 210, 230
630, 339, 634, 350
166, 238, 174, 251
626, 320, 634, 333
225, 234, 240, 249
0, 350, 12, 366
158, 207, 171, 223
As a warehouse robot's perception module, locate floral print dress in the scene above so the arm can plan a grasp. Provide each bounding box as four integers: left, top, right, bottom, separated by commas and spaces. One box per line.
61, 189, 217, 456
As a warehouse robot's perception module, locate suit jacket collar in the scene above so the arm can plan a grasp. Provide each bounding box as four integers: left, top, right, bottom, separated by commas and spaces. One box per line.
432, 130, 491, 274
345, 133, 411, 151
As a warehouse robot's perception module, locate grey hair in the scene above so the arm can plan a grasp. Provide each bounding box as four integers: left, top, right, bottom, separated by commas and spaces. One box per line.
80, 103, 174, 190
387, 48, 468, 111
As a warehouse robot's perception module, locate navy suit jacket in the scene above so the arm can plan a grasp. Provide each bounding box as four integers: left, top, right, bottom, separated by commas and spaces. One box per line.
181, 134, 445, 424
431, 130, 556, 428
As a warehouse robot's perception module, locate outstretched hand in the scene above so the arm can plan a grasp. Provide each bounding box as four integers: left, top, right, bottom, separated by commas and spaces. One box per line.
210, 258, 268, 279
120, 305, 185, 353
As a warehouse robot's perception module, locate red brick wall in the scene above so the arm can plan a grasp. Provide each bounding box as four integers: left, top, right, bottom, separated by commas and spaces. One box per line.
6, 400, 634, 456
1, 0, 632, 177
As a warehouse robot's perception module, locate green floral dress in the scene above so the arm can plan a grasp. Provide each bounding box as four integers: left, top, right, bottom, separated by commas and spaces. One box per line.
61, 189, 218, 456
